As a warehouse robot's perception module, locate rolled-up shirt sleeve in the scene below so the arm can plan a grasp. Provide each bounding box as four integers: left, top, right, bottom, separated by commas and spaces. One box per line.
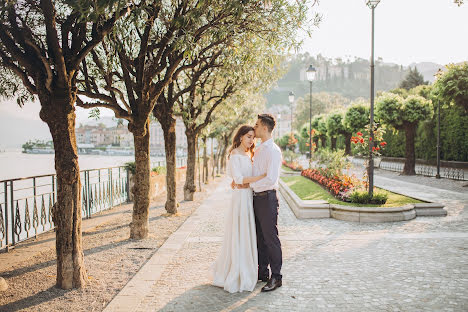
228, 156, 244, 184
250, 148, 282, 189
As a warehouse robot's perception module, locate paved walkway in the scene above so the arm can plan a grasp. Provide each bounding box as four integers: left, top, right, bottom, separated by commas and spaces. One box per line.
104, 175, 468, 312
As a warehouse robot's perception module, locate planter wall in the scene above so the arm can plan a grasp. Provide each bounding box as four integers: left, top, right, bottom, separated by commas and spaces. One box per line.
279, 179, 446, 223
129, 168, 187, 202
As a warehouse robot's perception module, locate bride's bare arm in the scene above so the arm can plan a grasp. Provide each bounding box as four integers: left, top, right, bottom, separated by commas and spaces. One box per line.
241, 173, 267, 184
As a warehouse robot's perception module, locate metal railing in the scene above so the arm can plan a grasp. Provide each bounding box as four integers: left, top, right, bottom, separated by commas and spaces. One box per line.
0, 158, 188, 252
1, 166, 129, 251
350, 157, 466, 181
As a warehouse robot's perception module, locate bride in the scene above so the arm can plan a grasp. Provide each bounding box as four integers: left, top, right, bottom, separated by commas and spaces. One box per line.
211, 125, 266, 293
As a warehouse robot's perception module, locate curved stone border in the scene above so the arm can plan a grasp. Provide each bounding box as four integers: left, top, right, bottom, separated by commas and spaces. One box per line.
279, 179, 447, 223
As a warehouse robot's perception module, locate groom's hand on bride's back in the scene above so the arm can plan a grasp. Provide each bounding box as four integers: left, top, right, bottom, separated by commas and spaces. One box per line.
231, 180, 236, 189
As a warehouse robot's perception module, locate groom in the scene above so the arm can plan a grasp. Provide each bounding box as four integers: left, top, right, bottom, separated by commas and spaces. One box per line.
234, 113, 283, 292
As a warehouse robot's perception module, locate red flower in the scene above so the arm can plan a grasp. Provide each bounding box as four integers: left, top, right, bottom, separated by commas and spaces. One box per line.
357, 132, 363, 136
380, 142, 387, 146
369, 137, 372, 141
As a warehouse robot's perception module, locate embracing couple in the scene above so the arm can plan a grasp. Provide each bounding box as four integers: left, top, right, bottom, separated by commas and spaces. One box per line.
211, 113, 283, 293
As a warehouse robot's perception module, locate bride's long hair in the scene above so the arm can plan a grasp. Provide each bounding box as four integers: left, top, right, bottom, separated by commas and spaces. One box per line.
228, 125, 255, 160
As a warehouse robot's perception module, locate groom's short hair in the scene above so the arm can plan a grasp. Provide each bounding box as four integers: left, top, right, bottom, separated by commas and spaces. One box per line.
257, 114, 276, 132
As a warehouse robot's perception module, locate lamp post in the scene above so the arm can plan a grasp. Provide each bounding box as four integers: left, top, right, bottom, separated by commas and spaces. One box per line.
306, 65, 316, 162
435, 68, 443, 179
278, 113, 281, 140
365, 0, 380, 197
289, 91, 295, 135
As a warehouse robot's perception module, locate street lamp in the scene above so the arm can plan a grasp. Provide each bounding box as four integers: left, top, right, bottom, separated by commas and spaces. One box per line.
435, 68, 443, 179
289, 91, 295, 134
277, 113, 281, 140
306, 65, 316, 161
365, 0, 380, 197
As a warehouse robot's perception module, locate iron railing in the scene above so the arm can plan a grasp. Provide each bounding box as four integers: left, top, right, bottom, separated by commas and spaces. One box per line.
350, 157, 466, 181
0, 166, 130, 251
0, 158, 188, 252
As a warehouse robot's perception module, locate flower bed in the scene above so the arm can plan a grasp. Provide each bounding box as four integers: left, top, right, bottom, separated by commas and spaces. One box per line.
282, 160, 303, 172
301, 168, 354, 201
300, 167, 388, 204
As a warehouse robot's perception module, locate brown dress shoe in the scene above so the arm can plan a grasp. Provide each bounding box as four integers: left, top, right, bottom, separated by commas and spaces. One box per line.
261, 276, 282, 292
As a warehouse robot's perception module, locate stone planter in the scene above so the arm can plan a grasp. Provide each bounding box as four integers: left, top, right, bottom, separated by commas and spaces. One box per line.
278, 179, 446, 223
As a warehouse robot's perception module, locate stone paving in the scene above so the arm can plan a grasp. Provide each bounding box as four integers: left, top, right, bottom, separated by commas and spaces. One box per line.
105, 175, 468, 312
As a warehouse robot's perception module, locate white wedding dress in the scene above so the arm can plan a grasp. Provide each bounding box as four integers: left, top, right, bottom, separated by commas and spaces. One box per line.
211, 154, 258, 293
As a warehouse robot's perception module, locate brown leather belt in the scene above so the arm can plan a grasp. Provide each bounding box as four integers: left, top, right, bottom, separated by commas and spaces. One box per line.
253, 189, 276, 197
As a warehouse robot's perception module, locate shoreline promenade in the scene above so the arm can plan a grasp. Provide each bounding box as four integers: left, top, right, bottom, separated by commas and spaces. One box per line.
105, 173, 468, 312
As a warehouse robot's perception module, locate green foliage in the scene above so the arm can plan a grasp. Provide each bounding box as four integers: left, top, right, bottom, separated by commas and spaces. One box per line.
349, 189, 387, 205
375, 92, 404, 128
326, 111, 345, 137
349, 189, 372, 204
292, 92, 350, 131
380, 104, 468, 161
402, 95, 433, 124
315, 149, 349, 177
399, 67, 427, 90
343, 101, 369, 132
124, 161, 136, 174
266, 53, 409, 107
152, 166, 167, 175
433, 62, 468, 112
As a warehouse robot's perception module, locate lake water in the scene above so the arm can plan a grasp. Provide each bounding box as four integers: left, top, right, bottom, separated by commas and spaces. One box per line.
0, 149, 166, 181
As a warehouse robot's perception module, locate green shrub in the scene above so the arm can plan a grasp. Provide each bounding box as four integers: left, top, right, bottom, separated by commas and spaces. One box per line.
349, 189, 388, 204
152, 166, 167, 175
350, 189, 372, 204
124, 161, 136, 174
371, 192, 388, 205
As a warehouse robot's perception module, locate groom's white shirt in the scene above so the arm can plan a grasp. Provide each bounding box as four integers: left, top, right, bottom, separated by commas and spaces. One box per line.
250, 138, 282, 192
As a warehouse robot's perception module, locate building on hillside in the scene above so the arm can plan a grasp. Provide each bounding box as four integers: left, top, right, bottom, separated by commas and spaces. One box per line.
149, 118, 187, 156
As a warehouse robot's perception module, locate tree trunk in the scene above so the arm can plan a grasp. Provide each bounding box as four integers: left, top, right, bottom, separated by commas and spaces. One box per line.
403, 124, 416, 175
344, 132, 352, 155
129, 120, 151, 239
202, 137, 208, 184
161, 118, 177, 214
313, 137, 319, 150
39, 91, 87, 290
331, 137, 337, 150
320, 136, 326, 149
211, 138, 215, 179
184, 132, 197, 201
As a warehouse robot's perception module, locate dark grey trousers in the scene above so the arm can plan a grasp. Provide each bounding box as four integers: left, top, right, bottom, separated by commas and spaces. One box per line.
253, 190, 282, 279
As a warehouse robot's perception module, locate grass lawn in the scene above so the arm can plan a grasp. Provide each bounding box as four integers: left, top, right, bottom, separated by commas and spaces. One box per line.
281, 175, 425, 208
281, 165, 296, 172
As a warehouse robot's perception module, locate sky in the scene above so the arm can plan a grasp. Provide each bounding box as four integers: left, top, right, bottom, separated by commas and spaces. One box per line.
1, 0, 467, 147
300, 0, 468, 66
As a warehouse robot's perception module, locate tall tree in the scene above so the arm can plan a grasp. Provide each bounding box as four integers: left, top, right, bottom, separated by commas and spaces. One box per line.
399, 67, 427, 90
292, 92, 350, 131
311, 115, 327, 149
76, 1, 251, 230
343, 101, 370, 155
0, 0, 130, 289
376, 93, 432, 175
433, 63, 468, 112
326, 111, 345, 150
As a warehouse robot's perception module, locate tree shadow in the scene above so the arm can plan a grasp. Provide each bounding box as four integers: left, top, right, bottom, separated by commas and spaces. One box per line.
155, 284, 264, 312
2, 238, 133, 279
0, 286, 69, 312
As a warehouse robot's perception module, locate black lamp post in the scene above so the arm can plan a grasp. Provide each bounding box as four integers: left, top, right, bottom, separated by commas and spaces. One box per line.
306, 65, 316, 162
365, 0, 380, 197
435, 68, 443, 179
289, 91, 295, 135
